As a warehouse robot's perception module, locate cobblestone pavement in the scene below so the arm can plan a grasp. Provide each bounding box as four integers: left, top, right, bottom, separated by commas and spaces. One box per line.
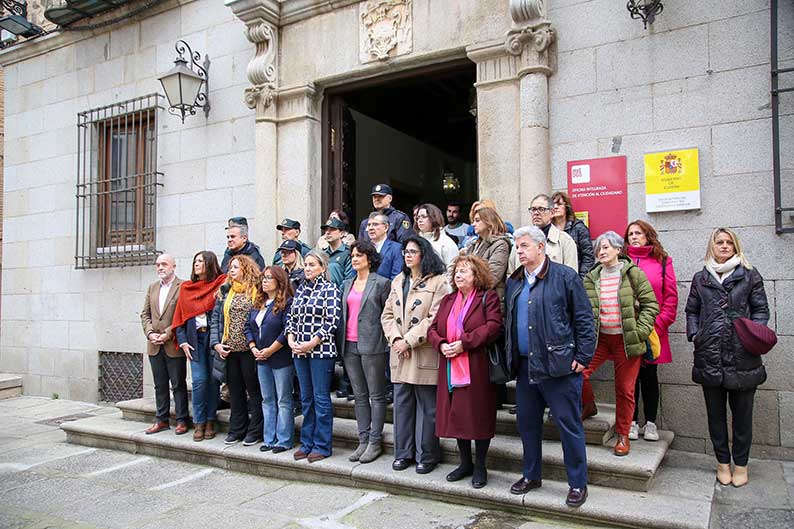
0, 396, 598, 529
1, 396, 792, 529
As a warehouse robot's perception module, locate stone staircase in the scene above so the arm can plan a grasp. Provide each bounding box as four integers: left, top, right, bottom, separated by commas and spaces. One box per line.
60, 383, 713, 528
0, 374, 23, 399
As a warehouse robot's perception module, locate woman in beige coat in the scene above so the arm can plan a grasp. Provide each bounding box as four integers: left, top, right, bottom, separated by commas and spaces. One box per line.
382, 235, 449, 475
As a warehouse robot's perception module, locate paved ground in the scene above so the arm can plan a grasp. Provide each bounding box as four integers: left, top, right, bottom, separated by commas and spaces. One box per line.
0, 396, 791, 529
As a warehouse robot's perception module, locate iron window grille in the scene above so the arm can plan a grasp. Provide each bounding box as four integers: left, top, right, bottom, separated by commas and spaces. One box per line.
772, 0, 793, 234
76, 94, 164, 269
98, 351, 144, 403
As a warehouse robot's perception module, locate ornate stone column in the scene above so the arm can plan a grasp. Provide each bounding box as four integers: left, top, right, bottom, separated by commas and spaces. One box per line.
227, 0, 281, 252
507, 0, 554, 226
467, 0, 554, 226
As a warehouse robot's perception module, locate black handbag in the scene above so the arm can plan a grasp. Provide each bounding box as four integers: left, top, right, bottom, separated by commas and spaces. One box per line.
211, 351, 227, 384
482, 291, 512, 384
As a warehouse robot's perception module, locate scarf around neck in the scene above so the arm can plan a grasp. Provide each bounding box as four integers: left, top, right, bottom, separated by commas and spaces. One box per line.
172, 274, 227, 331
445, 289, 477, 392
221, 281, 257, 344
706, 255, 741, 284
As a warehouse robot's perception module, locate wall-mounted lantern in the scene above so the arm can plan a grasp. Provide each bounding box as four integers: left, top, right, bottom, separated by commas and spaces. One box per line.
0, 0, 44, 44
158, 40, 210, 123
626, 0, 663, 29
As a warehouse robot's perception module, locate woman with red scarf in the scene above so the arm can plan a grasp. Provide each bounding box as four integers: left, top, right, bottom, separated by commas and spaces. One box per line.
174, 251, 226, 442
428, 254, 503, 489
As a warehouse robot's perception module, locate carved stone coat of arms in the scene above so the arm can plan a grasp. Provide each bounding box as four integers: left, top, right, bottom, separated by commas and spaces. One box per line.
359, 0, 413, 63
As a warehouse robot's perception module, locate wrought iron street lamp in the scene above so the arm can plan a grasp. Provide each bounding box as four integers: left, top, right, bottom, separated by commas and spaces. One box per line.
158, 40, 210, 123
626, 0, 663, 29
0, 0, 43, 42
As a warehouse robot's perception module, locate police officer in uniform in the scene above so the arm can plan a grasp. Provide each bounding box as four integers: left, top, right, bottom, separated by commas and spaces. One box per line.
358, 184, 412, 243
272, 218, 312, 266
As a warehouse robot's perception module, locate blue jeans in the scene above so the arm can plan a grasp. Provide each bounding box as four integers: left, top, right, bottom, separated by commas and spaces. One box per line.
293, 356, 334, 456
257, 362, 295, 448
190, 331, 218, 424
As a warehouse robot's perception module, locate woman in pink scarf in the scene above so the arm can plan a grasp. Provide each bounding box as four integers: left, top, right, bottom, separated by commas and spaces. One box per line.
428, 255, 503, 489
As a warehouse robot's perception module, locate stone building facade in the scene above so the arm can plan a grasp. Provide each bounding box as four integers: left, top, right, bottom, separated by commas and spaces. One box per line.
0, 0, 792, 459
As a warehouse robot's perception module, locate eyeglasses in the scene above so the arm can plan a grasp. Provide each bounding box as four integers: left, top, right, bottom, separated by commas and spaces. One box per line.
415, 213, 429, 219
262, 276, 274, 281
402, 249, 420, 256
529, 207, 550, 214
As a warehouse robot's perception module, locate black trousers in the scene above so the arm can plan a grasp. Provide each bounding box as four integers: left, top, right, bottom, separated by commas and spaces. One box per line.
633, 363, 659, 423
149, 348, 189, 422
226, 350, 263, 439
702, 385, 756, 466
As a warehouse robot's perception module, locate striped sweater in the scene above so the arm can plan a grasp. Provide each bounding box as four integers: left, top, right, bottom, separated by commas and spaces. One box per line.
599, 263, 624, 334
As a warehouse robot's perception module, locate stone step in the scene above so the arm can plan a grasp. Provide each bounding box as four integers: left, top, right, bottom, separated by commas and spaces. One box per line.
117, 397, 668, 492
61, 412, 709, 529
0, 374, 23, 400
123, 393, 615, 446
330, 395, 616, 446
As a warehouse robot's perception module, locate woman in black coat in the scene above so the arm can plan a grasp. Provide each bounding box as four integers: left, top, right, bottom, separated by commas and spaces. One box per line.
686, 228, 770, 488
551, 192, 594, 277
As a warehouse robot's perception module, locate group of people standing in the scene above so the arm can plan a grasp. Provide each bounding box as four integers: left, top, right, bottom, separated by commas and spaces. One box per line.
139, 182, 772, 507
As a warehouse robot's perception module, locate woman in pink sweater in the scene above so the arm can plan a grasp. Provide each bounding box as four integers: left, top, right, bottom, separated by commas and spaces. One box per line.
624, 220, 678, 442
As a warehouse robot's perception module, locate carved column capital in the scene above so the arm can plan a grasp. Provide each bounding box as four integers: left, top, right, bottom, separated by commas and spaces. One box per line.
243, 20, 279, 115
504, 0, 555, 78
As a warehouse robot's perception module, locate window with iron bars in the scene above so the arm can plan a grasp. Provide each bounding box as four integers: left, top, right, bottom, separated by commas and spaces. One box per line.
75, 94, 164, 269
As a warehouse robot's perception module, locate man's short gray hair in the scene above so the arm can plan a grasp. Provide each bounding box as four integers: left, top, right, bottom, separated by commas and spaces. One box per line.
228, 223, 249, 237
593, 231, 624, 252
369, 212, 390, 226
531, 193, 554, 210
514, 225, 547, 247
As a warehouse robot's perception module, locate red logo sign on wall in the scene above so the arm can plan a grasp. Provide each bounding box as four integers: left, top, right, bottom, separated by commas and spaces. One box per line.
567, 156, 628, 239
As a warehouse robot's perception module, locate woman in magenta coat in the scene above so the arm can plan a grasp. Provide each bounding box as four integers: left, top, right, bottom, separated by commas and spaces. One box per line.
624, 220, 678, 442
428, 254, 503, 490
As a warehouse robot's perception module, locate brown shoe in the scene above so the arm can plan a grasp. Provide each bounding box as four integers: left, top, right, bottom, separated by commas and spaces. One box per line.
307, 453, 327, 463
193, 423, 205, 442
614, 434, 630, 456
145, 421, 170, 435
293, 449, 309, 460
204, 421, 216, 439
175, 421, 189, 435
581, 401, 598, 421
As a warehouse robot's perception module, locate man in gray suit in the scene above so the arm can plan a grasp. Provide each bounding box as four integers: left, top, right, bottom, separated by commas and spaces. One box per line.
140, 254, 187, 435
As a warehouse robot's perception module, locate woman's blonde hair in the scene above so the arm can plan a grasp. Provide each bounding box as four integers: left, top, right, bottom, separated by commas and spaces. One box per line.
473, 207, 507, 238
704, 227, 753, 269
217, 255, 260, 298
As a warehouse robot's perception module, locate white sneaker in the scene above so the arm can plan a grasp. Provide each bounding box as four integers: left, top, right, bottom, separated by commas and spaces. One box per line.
643, 421, 659, 441
628, 421, 639, 440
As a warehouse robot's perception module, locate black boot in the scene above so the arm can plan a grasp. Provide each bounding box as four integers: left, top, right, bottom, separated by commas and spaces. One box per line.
472, 439, 490, 489
446, 439, 474, 482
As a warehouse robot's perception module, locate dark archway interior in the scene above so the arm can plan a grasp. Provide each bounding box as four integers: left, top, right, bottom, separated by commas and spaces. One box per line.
333, 62, 478, 228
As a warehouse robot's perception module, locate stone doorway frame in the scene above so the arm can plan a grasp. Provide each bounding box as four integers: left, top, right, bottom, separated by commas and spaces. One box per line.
226, 0, 555, 252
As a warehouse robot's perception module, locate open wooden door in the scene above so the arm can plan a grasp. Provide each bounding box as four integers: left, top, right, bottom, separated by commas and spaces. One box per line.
323, 95, 357, 225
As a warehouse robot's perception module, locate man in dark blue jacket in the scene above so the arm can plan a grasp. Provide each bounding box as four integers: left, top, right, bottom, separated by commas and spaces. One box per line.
221, 217, 265, 272
367, 212, 402, 280
505, 225, 596, 508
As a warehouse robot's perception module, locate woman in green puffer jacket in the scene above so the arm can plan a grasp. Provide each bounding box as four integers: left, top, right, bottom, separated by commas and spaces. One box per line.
581, 231, 659, 457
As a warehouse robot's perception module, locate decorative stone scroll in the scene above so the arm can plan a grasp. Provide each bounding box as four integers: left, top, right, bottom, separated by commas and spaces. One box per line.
359, 0, 413, 63
504, 0, 554, 77
244, 21, 278, 112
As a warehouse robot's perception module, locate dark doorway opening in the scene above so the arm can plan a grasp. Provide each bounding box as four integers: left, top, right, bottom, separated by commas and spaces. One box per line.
323, 60, 478, 234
